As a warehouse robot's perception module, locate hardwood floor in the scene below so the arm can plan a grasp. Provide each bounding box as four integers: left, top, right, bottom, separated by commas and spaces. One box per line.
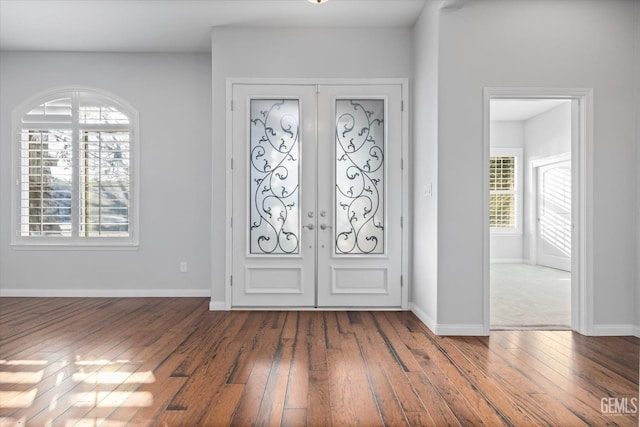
0, 298, 638, 426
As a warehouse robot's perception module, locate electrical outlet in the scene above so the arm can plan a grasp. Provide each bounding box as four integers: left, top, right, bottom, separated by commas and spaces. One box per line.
180, 261, 188, 273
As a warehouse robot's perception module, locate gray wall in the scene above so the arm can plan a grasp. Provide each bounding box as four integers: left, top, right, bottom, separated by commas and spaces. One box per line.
210, 27, 414, 305
427, 0, 637, 332
410, 0, 440, 330
1, 1, 638, 336
636, 0, 640, 335
0, 52, 212, 296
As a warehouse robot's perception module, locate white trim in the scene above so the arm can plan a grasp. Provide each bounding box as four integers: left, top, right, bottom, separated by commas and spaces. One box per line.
482, 92, 491, 335
401, 82, 410, 311
490, 258, 525, 264
411, 302, 437, 332
575, 95, 594, 335
229, 306, 402, 311
529, 152, 572, 169
225, 77, 409, 87
411, 304, 487, 336
224, 78, 234, 311
434, 323, 487, 336
11, 244, 140, 251
0, 289, 210, 298
222, 78, 410, 311
591, 324, 639, 337
483, 87, 594, 336
209, 300, 226, 311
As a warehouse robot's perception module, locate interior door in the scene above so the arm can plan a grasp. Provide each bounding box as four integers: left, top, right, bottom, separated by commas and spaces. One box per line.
537, 160, 572, 271
231, 83, 403, 308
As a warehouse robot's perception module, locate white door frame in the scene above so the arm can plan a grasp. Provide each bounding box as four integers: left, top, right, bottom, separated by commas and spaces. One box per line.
224, 78, 410, 310
483, 87, 594, 335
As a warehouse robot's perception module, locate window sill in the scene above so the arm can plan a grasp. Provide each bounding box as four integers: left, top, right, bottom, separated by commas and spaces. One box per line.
11, 241, 139, 251
490, 229, 523, 236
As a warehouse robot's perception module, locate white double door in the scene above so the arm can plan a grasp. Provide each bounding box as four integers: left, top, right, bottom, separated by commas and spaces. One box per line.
231, 83, 403, 308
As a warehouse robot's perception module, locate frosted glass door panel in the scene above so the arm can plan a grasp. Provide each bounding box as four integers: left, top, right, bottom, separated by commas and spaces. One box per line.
317, 85, 402, 308
249, 99, 300, 255
335, 99, 385, 255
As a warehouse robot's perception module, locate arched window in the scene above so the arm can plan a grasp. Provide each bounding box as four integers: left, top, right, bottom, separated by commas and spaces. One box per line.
12, 88, 138, 247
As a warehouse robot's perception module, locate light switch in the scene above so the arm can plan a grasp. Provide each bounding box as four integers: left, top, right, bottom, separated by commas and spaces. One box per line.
424, 183, 432, 197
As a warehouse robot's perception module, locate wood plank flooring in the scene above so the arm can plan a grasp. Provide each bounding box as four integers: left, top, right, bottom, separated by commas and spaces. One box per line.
0, 297, 638, 426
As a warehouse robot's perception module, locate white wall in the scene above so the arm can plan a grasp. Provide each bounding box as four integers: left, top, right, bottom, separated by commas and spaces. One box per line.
0, 52, 212, 296
410, 0, 440, 329
522, 102, 572, 262
524, 103, 572, 160
434, 0, 638, 332
489, 120, 524, 262
491, 121, 524, 150
210, 28, 414, 305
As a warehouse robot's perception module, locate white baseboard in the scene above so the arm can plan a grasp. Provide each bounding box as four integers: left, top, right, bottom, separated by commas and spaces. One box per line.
209, 300, 226, 311
0, 289, 211, 298
434, 323, 488, 336
410, 303, 488, 336
490, 258, 525, 264
591, 324, 639, 337
410, 303, 436, 332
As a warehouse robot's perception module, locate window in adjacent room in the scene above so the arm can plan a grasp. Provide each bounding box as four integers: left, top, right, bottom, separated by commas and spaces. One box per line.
13, 88, 138, 247
489, 148, 522, 234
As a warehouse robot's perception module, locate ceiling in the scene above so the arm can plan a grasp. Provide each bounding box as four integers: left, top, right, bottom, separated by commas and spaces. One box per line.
0, 0, 427, 53
0, 1, 573, 124
490, 99, 571, 121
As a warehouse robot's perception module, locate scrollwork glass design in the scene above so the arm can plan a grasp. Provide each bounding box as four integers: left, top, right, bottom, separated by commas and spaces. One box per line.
249, 99, 300, 254
335, 99, 385, 254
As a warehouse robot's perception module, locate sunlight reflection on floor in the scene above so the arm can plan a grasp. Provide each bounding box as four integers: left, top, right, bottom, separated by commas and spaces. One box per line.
0, 389, 37, 408
0, 357, 155, 426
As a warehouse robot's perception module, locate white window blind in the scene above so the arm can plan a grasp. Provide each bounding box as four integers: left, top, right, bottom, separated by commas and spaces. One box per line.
19, 128, 73, 236
14, 89, 137, 246
490, 148, 522, 234
79, 130, 130, 237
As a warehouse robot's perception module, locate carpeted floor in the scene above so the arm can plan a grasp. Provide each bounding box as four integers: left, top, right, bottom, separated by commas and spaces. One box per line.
490, 263, 571, 330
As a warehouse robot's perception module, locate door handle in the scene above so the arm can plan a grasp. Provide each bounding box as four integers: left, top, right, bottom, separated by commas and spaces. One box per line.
320, 224, 332, 231
303, 224, 315, 230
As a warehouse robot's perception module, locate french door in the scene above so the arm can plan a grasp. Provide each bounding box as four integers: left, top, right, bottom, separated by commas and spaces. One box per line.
230, 83, 403, 308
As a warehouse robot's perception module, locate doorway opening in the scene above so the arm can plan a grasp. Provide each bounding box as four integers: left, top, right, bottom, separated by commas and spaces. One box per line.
486, 94, 584, 331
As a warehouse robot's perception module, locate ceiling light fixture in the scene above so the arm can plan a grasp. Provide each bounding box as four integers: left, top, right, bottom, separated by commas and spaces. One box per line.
308, 0, 329, 4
